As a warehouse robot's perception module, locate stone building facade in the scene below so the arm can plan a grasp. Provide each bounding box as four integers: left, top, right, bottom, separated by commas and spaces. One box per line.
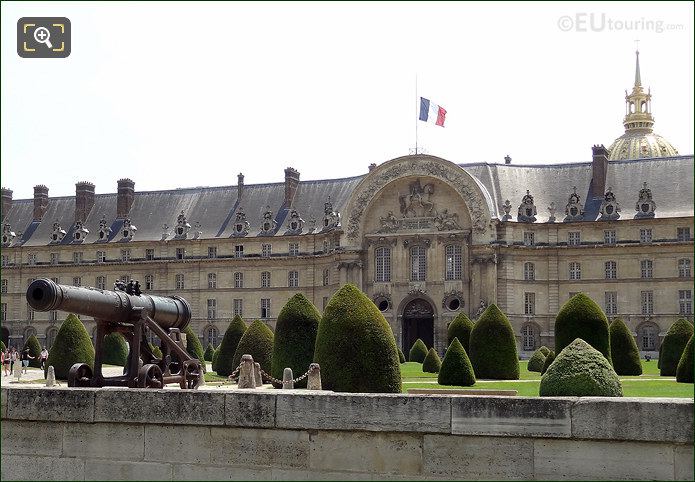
1, 52, 693, 356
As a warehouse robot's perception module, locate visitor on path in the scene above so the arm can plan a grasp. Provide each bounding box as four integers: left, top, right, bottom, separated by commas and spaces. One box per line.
40, 347, 49, 370
9, 347, 17, 374
1, 349, 7, 376
20, 348, 34, 374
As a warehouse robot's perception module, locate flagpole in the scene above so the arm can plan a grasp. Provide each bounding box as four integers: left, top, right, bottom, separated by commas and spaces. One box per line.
415, 74, 418, 155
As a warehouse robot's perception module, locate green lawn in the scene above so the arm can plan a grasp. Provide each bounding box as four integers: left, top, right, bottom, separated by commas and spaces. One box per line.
400, 360, 693, 397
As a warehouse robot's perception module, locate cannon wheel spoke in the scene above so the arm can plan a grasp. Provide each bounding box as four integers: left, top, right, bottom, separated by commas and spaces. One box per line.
137, 363, 163, 389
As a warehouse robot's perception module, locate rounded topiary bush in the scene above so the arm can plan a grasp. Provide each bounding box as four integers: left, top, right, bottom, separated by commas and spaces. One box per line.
555, 293, 611, 364
540, 338, 622, 397
609, 318, 642, 376
102, 332, 128, 366
539, 346, 550, 357
314, 284, 401, 393
541, 350, 555, 375
204, 343, 215, 362
45, 314, 95, 380
232, 320, 274, 376
397, 347, 406, 364
184, 326, 206, 372
527, 347, 548, 372
676, 334, 693, 383
469, 304, 519, 379
661, 319, 694, 376
215, 316, 247, 376
447, 312, 474, 352
409, 339, 428, 363
271, 293, 321, 388
438, 337, 476, 386
422, 348, 442, 373
149, 343, 163, 359
22, 334, 43, 368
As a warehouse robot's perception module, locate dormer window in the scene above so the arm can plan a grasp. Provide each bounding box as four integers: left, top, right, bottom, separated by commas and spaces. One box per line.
1, 223, 16, 246
50, 222, 66, 243
232, 208, 250, 237
174, 211, 191, 239
121, 218, 137, 241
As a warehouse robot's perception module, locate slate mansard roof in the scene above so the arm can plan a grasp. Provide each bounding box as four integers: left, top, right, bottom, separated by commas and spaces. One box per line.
3, 155, 693, 247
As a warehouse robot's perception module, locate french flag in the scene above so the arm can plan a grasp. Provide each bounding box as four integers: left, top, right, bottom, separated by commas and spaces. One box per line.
419, 97, 446, 127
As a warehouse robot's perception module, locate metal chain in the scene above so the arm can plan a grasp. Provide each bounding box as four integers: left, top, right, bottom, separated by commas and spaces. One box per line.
226, 363, 243, 381
226, 362, 312, 385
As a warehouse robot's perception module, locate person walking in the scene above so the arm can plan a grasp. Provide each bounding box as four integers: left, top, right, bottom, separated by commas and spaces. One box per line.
1, 349, 7, 376
9, 347, 17, 375
20, 348, 34, 374
40, 346, 49, 371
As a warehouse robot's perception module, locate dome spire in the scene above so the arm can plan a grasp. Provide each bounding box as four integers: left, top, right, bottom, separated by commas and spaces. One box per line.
622, 48, 653, 133
634, 49, 641, 87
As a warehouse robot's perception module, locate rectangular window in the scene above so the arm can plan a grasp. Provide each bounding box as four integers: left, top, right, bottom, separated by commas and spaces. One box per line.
410, 246, 427, 282
50, 252, 59, 265
524, 292, 535, 315
639, 228, 652, 244
568, 231, 581, 246
375, 247, 391, 283
1, 255, 9, 267
323, 239, 330, 253
208, 246, 217, 259
679, 290, 692, 315
144, 275, 154, 290
261, 244, 272, 258
207, 299, 217, 319
96, 251, 106, 263
28, 253, 37, 265
569, 262, 581, 280
208, 273, 217, 289
73, 252, 83, 264
677, 227, 691, 241
121, 249, 131, 262
73, 277, 81, 287
234, 272, 244, 288
175, 274, 185, 290
233, 299, 243, 317
288, 243, 299, 256
27, 303, 34, 321
0, 279, 7, 294
678, 259, 691, 278
234, 245, 244, 258
445, 245, 463, 281
0, 303, 6, 321
288, 270, 299, 288
641, 291, 654, 315
145, 249, 155, 261
605, 291, 618, 315
322, 269, 330, 287
261, 298, 271, 319
605, 261, 617, 279
176, 248, 185, 260
523, 232, 535, 247
604, 230, 617, 245
523, 262, 535, 281
261, 271, 271, 288
96, 276, 106, 290
640, 259, 653, 279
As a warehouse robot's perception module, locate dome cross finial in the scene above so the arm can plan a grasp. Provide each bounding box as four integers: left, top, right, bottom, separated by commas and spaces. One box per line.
634, 47, 641, 87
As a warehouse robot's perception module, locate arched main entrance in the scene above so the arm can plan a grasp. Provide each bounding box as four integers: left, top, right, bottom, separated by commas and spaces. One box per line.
402, 298, 434, 352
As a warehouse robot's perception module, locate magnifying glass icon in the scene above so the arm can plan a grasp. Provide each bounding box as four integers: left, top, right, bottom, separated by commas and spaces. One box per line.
33, 27, 53, 49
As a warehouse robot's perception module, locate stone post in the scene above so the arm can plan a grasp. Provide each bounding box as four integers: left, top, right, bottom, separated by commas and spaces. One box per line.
46, 366, 56, 387
13, 361, 22, 382
254, 362, 263, 387
282, 368, 294, 389
307, 363, 322, 390
237, 354, 256, 389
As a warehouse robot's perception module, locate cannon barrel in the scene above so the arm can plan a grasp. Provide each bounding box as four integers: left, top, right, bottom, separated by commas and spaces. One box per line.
26, 278, 191, 330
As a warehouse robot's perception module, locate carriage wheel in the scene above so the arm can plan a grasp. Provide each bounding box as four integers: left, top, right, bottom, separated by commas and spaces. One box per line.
180, 363, 202, 389
137, 364, 163, 389
68, 363, 93, 387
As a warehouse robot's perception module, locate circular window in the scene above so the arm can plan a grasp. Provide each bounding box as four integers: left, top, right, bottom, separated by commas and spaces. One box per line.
447, 298, 461, 311
74, 232, 81, 240
374, 297, 390, 312
263, 222, 271, 231
291, 222, 298, 230
177, 227, 184, 235
605, 205, 614, 214
570, 207, 578, 216
52, 234, 58, 241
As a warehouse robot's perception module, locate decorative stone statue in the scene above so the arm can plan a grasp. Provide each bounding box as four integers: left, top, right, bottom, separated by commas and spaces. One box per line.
547, 202, 557, 223
174, 211, 191, 239
97, 215, 112, 242
502, 200, 512, 221
1, 223, 16, 246
433, 209, 461, 231
378, 211, 399, 233
322, 196, 341, 231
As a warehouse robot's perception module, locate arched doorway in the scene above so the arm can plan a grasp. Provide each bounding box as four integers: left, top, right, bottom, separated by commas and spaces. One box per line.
402, 298, 434, 352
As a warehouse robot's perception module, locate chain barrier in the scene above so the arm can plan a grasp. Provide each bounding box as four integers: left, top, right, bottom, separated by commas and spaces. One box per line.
225, 363, 243, 382
225, 361, 312, 386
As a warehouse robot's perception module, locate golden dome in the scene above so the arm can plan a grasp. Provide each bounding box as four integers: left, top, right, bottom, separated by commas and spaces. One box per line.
608, 51, 679, 161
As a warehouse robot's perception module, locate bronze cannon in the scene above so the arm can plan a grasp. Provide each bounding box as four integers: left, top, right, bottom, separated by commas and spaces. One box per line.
26, 278, 203, 389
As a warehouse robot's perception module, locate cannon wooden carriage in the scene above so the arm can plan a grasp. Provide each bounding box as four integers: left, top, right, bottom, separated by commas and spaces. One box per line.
26, 278, 203, 389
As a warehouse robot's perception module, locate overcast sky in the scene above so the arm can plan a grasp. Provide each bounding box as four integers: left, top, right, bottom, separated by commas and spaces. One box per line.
1, 1, 693, 199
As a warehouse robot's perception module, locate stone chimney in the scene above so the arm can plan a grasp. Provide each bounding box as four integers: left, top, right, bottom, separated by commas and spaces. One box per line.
591, 145, 609, 198
237, 173, 244, 201
75, 181, 96, 223
1, 188, 12, 222
504, 155, 512, 165
116, 178, 135, 219
284, 167, 300, 207
368, 163, 377, 172
33, 185, 49, 221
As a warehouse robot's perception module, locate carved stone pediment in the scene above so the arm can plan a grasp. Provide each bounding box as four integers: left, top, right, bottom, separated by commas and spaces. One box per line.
232, 208, 250, 237
2, 223, 16, 246
517, 190, 537, 223
599, 187, 621, 221
49, 222, 66, 243
634, 182, 656, 219
563, 187, 584, 222
72, 221, 89, 243
285, 209, 305, 235
96, 215, 112, 242
120, 218, 137, 241
259, 206, 277, 236
174, 211, 191, 239
321, 196, 341, 231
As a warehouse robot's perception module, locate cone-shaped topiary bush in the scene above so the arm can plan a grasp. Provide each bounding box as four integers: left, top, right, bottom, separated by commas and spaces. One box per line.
422, 348, 442, 373
438, 337, 476, 386
555, 293, 611, 364
409, 339, 428, 363
0, 340, 6, 352
469, 304, 519, 380
215, 316, 247, 376
609, 318, 642, 375
539, 346, 550, 357
184, 326, 206, 372
541, 350, 555, 375
204, 343, 215, 362
314, 284, 401, 393
660, 319, 694, 376
540, 338, 622, 397
232, 320, 275, 376
102, 332, 128, 366
271, 293, 321, 388
527, 348, 547, 372
447, 312, 474, 353
397, 347, 406, 364
149, 343, 163, 359
676, 334, 693, 383
22, 334, 42, 368
45, 314, 95, 379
